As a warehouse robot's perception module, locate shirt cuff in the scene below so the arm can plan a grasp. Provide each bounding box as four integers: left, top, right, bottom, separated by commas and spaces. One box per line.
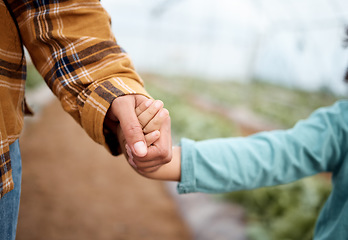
79, 77, 150, 155
177, 138, 197, 194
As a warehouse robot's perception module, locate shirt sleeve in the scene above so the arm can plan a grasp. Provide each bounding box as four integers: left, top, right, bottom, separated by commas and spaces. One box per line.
178, 100, 348, 194
11, 0, 150, 155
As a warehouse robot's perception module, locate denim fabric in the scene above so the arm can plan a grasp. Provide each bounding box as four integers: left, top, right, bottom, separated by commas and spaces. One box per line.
0, 140, 22, 240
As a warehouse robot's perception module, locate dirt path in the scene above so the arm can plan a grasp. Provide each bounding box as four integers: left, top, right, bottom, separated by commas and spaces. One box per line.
16, 99, 192, 240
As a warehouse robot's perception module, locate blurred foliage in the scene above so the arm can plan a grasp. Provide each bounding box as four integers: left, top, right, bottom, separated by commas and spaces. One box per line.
223, 176, 331, 240
144, 74, 342, 128
145, 80, 240, 144
142, 73, 340, 240
26, 63, 44, 89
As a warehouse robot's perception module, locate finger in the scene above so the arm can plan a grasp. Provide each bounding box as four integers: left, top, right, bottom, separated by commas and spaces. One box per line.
137, 100, 164, 129
125, 144, 137, 168
135, 99, 153, 116
120, 115, 147, 157
142, 115, 172, 163
132, 116, 172, 166
111, 96, 148, 157
143, 108, 169, 134
137, 165, 161, 173
144, 130, 160, 146
132, 158, 164, 170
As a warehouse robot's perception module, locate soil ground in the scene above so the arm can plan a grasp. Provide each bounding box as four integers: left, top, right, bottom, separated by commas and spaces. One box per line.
16, 99, 192, 240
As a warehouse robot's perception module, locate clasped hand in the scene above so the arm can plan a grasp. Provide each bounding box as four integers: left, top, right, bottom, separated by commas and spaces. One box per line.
105, 95, 172, 173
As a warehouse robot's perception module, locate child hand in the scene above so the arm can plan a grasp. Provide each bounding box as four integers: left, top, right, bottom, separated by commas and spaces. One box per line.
135, 99, 167, 146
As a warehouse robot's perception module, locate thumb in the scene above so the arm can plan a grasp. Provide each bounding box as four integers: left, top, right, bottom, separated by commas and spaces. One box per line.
112, 96, 148, 157
119, 113, 147, 157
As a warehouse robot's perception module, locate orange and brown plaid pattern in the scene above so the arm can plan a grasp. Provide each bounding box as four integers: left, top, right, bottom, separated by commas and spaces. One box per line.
0, 0, 149, 198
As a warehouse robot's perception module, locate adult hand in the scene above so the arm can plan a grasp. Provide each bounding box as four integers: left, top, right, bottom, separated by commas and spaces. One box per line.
126, 105, 172, 172
112, 96, 172, 173
125, 109, 172, 173
105, 94, 149, 157
106, 94, 172, 172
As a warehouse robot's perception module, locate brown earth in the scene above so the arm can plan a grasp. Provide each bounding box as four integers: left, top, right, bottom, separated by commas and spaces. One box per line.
16, 99, 192, 240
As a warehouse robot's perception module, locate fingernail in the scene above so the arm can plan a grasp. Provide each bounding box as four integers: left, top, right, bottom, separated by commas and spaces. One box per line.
134, 141, 147, 156
154, 100, 163, 109
145, 99, 153, 107
159, 109, 168, 117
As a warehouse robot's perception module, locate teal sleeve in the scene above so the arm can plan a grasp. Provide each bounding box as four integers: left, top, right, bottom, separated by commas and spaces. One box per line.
177, 100, 348, 194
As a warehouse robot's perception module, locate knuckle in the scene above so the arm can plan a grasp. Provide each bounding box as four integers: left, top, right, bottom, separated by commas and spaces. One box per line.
156, 148, 166, 158
161, 108, 170, 118
163, 153, 172, 164
112, 95, 128, 106
157, 147, 170, 160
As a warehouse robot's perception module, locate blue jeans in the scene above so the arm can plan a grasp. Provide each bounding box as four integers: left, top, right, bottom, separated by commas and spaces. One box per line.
0, 140, 22, 240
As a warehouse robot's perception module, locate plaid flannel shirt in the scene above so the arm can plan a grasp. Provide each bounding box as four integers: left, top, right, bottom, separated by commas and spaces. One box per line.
0, 0, 149, 199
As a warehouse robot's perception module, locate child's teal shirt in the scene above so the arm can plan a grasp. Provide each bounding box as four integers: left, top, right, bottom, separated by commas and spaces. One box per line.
178, 100, 348, 239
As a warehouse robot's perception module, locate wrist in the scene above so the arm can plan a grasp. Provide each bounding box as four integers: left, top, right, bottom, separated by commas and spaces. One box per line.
140, 146, 181, 181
